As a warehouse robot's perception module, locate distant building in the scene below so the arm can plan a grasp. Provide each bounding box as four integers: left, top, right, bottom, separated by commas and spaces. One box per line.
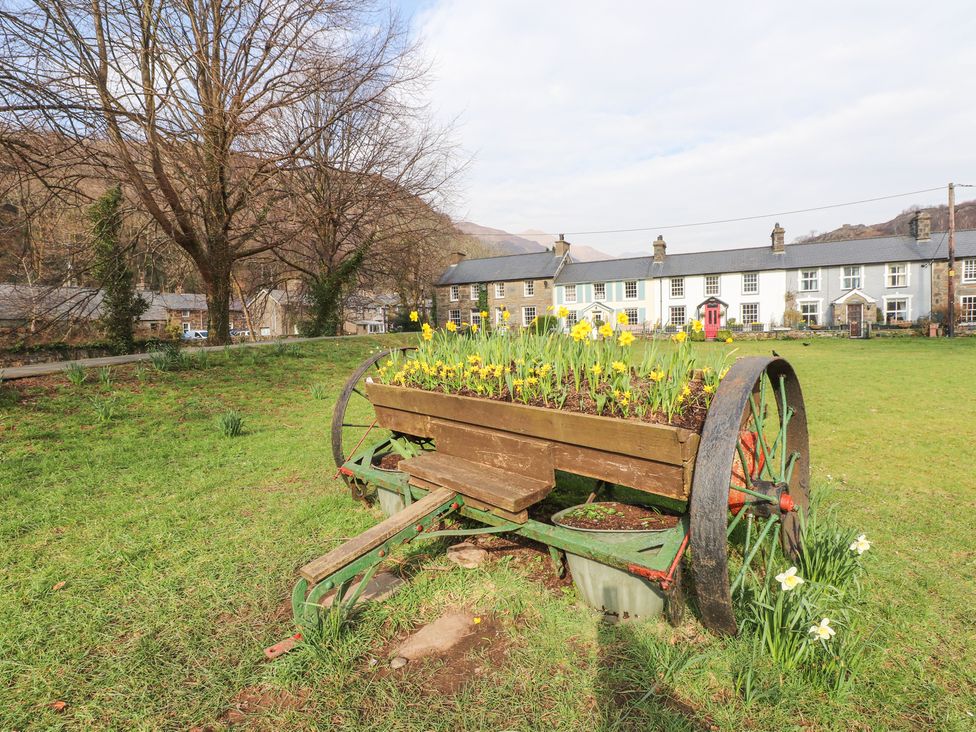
343, 292, 399, 335
246, 288, 307, 338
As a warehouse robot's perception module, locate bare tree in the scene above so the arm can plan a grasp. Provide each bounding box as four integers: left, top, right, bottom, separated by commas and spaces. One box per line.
268, 28, 463, 335
0, 0, 417, 343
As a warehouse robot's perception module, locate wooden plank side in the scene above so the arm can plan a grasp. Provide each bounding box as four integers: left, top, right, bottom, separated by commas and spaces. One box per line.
374, 406, 433, 438
429, 419, 554, 483
299, 487, 455, 583
551, 443, 689, 500
410, 477, 529, 524
400, 453, 551, 513
366, 383, 686, 465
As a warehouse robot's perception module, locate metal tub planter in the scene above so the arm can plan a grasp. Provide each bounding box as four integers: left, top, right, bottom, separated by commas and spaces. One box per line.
294, 344, 811, 638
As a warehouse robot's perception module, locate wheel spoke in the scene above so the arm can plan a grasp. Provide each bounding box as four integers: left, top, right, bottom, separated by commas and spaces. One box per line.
779, 375, 789, 480
748, 394, 775, 480
352, 386, 368, 400
735, 441, 753, 489
727, 506, 747, 537
342, 422, 373, 428
730, 515, 779, 595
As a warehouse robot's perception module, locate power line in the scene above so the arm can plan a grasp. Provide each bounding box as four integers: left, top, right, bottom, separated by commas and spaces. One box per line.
466, 185, 955, 238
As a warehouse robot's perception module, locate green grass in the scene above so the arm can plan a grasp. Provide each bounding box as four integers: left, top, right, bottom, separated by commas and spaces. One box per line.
1, 336, 975, 730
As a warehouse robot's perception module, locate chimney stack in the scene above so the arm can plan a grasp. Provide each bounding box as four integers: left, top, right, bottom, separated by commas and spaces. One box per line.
653, 235, 667, 263
771, 222, 785, 253
911, 210, 931, 242
448, 251, 466, 266
554, 234, 570, 258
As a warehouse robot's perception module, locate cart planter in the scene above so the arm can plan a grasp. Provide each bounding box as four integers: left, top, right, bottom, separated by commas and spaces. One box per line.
297, 351, 810, 637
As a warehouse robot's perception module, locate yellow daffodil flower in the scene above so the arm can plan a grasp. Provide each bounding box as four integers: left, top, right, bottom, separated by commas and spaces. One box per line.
808, 618, 835, 641
591, 364, 603, 376
775, 566, 804, 591
672, 331, 687, 343
558, 306, 570, 319
480, 310, 488, 319
618, 331, 635, 347
849, 534, 871, 555
446, 321, 457, 332
612, 361, 627, 373
598, 322, 613, 338
502, 309, 511, 322
703, 384, 715, 394
472, 323, 479, 333
692, 319, 703, 333
725, 336, 733, 344
649, 368, 665, 382
616, 312, 628, 325
409, 311, 419, 322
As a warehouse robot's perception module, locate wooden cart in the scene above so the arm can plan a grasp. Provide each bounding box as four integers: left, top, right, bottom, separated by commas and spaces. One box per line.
293, 351, 809, 635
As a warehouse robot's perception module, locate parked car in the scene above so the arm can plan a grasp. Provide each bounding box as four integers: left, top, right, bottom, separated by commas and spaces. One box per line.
230, 329, 251, 338
183, 330, 208, 340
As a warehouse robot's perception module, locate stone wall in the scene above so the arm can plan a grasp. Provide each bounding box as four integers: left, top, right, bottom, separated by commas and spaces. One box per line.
435, 279, 554, 328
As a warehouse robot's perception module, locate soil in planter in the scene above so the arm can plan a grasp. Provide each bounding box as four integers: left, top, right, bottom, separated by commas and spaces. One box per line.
557, 502, 680, 531
376, 453, 404, 470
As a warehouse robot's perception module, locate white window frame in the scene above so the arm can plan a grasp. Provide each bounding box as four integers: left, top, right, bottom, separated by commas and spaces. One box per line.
741, 302, 760, 324
470, 309, 482, 326
841, 265, 862, 290
704, 275, 720, 297
565, 309, 578, 326
669, 278, 684, 299
593, 282, 606, 300
523, 280, 535, 297
182, 322, 190, 332
885, 263, 909, 288
564, 284, 577, 303
469, 284, 479, 301
882, 296, 911, 323
494, 283, 505, 298
449, 285, 460, 302
448, 309, 461, 326
367, 323, 384, 334
624, 280, 638, 300
798, 299, 821, 326
624, 307, 639, 326
742, 272, 759, 295
798, 269, 820, 293
961, 259, 976, 283
522, 306, 537, 327
494, 307, 505, 325
961, 295, 976, 324
668, 305, 686, 326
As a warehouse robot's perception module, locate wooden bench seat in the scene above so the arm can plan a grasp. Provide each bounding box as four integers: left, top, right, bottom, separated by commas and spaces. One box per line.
399, 452, 553, 514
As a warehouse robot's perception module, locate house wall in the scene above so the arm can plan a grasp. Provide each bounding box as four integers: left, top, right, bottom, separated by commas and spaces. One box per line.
932, 255, 976, 324
649, 270, 786, 327
436, 278, 555, 328
554, 279, 652, 329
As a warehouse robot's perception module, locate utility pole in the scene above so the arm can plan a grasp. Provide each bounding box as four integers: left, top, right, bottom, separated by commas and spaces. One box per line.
947, 182, 956, 338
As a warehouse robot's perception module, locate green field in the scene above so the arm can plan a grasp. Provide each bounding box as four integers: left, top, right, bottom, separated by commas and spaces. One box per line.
1, 336, 974, 730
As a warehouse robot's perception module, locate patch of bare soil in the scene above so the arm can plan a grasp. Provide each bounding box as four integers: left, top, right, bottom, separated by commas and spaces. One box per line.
377, 614, 509, 696
376, 453, 404, 470
556, 502, 680, 531
466, 533, 573, 591
219, 686, 308, 726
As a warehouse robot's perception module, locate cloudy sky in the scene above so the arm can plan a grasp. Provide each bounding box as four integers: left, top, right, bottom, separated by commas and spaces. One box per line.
397, 1, 976, 255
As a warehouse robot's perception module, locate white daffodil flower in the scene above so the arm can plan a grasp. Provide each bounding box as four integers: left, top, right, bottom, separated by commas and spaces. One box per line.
809, 618, 836, 641
849, 534, 871, 555
774, 566, 804, 592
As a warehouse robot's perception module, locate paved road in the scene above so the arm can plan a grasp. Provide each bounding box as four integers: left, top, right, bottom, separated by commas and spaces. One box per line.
0, 334, 377, 380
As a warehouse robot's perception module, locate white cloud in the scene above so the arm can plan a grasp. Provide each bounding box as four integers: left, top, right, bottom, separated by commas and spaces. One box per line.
412, 0, 976, 253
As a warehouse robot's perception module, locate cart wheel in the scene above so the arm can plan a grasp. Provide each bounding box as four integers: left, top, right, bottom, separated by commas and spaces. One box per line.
689, 357, 810, 635
331, 347, 416, 501
664, 558, 685, 627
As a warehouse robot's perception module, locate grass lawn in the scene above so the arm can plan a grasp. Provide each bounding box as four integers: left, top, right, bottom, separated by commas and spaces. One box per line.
1, 335, 974, 730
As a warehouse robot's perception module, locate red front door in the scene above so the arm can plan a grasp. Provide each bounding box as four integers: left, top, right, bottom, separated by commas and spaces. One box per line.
704, 303, 721, 339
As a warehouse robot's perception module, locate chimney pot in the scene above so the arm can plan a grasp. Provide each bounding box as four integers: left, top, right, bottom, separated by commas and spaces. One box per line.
653, 235, 667, 264
771, 222, 785, 253
554, 234, 570, 258
911, 210, 931, 242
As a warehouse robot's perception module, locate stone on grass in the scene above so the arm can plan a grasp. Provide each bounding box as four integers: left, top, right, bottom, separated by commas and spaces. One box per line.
390, 656, 408, 669
393, 610, 477, 661
446, 542, 488, 569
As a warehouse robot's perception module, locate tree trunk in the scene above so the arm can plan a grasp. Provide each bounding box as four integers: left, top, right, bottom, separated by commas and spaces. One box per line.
205, 259, 233, 345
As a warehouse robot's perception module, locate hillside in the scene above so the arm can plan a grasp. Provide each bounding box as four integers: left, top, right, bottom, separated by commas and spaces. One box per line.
798, 198, 976, 243
457, 221, 614, 261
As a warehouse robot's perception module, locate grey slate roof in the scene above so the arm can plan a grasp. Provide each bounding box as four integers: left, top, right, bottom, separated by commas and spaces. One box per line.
437, 250, 565, 286
553, 229, 976, 283
557, 256, 655, 284
0, 285, 222, 323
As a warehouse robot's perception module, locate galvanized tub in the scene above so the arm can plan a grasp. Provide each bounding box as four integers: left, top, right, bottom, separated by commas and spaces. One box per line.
552, 505, 667, 622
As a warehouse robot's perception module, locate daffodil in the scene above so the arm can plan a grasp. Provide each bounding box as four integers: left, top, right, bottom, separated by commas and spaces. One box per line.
775, 566, 804, 592
557, 306, 570, 319
612, 361, 627, 373
725, 336, 734, 344
546, 305, 554, 312
808, 618, 836, 642
471, 323, 479, 333
422, 323, 433, 341
649, 368, 665, 382
849, 534, 871, 555
591, 364, 603, 376
672, 331, 687, 343
502, 309, 511, 322
480, 310, 488, 319
703, 384, 715, 395
446, 321, 457, 332
409, 310, 419, 322
692, 319, 703, 333
598, 322, 613, 338
618, 331, 635, 347
616, 312, 628, 325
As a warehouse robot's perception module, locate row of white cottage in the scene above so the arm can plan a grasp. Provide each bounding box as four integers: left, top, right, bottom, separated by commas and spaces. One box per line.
436, 214, 976, 335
